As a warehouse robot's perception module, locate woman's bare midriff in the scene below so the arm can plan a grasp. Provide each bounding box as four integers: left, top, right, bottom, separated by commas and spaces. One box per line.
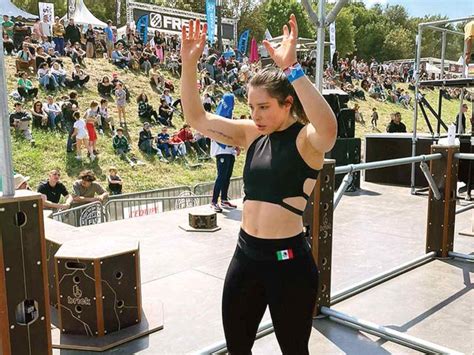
241, 200, 305, 238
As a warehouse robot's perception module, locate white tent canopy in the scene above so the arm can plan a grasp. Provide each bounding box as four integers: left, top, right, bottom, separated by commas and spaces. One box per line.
64, 0, 107, 28
0, 0, 36, 20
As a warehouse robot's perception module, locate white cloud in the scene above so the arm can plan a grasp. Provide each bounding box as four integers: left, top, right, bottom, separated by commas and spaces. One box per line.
363, 0, 389, 6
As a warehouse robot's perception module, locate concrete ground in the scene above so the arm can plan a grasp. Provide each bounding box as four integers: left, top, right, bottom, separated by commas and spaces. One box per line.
49, 181, 474, 355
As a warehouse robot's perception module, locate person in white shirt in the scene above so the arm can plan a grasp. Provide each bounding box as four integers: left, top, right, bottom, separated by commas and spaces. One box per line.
43, 95, 62, 129
40, 15, 52, 38
50, 62, 66, 87
71, 111, 94, 161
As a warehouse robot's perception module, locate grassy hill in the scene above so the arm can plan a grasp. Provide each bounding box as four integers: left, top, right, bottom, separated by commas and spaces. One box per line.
5, 56, 464, 193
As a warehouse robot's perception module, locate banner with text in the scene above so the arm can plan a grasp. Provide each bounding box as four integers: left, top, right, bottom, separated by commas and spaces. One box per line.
206, 0, 216, 45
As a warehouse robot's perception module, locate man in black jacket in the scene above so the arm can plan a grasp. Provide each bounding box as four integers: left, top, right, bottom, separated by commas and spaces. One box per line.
386, 112, 407, 133
64, 18, 81, 45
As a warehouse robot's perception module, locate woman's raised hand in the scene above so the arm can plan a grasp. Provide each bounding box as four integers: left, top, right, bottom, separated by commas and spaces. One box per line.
181, 19, 208, 65
262, 14, 298, 70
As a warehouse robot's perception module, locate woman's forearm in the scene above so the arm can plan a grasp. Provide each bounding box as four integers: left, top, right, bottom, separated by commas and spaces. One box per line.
181, 63, 206, 125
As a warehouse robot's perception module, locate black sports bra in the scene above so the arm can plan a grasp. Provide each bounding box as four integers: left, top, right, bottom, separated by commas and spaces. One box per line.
243, 122, 320, 216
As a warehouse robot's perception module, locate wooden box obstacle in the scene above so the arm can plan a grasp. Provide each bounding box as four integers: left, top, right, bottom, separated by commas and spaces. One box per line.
0, 191, 52, 355
54, 239, 141, 336
180, 210, 221, 232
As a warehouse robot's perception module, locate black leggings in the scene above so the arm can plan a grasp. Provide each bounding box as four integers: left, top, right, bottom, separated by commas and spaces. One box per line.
222, 229, 318, 355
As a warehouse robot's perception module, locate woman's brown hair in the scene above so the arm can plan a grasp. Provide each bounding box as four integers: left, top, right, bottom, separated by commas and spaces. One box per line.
248, 66, 308, 124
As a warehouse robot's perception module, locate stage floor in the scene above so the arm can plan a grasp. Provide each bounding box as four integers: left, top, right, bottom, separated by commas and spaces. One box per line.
47, 181, 474, 354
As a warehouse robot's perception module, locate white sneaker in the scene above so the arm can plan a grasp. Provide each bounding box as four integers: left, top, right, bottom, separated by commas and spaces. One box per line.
99, 129, 104, 135
90, 154, 96, 162
76, 155, 82, 160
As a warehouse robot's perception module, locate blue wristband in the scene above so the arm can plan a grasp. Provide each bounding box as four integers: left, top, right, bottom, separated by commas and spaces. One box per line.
284, 63, 305, 84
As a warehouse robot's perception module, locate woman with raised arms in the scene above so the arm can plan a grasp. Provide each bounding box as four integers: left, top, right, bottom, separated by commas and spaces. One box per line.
180, 14, 337, 354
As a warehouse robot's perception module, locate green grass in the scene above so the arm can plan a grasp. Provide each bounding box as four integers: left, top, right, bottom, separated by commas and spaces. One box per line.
6, 56, 463, 193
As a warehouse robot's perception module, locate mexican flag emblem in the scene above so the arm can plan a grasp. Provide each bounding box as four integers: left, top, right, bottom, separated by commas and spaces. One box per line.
276, 249, 294, 261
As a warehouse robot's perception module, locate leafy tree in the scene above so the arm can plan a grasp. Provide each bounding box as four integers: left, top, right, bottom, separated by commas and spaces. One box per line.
334, 8, 356, 57
382, 26, 413, 61
264, 0, 315, 39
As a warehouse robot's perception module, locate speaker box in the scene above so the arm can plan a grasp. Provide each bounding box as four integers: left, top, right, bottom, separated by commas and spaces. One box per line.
326, 138, 361, 191
322, 93, 341, 116
0, 191, 52, 355
337, 108, 356, 138
55, 239, 141, 336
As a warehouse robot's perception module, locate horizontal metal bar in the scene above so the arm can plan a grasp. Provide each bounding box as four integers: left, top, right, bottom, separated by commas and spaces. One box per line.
454, 153, 474, 161
322, 307, 463, 355
419, 16, 474, 27
448, 251, 474, 261
455, 204, 474, 214
331, 252, 436, 305
192, 319, 273, 354
424, 25, 464, 36
335, 154, 442, 175
333, 173, 352, 210
105, 195, 212, 203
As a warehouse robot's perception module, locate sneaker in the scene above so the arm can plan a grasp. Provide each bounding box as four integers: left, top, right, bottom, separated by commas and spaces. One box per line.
211, 203, 223, 213
76, 155, 82, 161
99, 129, 104, 135
129, 161, 136, 167
221, 200, 237, 209
159, 158, 169, 163
90, 153, 96, 162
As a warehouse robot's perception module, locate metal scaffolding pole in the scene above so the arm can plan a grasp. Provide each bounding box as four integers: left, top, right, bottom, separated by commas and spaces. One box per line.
411, 27, 423, 194
0, 41, 14, 196
315, 0, 325, 90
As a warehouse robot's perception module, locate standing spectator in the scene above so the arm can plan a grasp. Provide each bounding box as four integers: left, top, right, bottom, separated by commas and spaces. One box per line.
371, 107, 379, 130
107, 167, 123, 195
43, 95, 62, 130
354, 103, 364, 124
210, 93, 237, 212
37, 169, 73, 210
71, 170, 109, 206
9, 102, 34, 145
64, 18, 81, 45
386, 112, 407, 133
71, 111, 93, 161
17, 71, 38, 100
62, 91, 79, 152
85, 24, 96, 58
85, 101, 100, 155
2, 15, 14, 38
112, 127, 134, 166
32, 19, 43, 41
115, 82, 127, 126
104, 20, 114, 59
40, 15, 52, 39
455, 104, 469, 134
52, 17, 65, 55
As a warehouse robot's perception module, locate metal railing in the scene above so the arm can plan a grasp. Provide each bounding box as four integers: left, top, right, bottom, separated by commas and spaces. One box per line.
104, 194, 213, 222
108, 185, 192, 201
51, 201, 105, 227
193, 177, 244, 199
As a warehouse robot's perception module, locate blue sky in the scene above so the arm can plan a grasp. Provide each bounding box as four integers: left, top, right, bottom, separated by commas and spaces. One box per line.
361, 0, 474, 19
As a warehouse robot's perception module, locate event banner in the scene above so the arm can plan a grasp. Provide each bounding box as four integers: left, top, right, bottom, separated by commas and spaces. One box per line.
206, 0, 216, 44
238, 29, 250, 55
68, 0, 77, 19
39, 2, 54, 24
329, 21, 336, 62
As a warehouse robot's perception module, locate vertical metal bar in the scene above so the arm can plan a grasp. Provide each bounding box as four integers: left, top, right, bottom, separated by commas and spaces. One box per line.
411, 27, 423, 194
315, 0, 325, 90
440, 31, 446, 79
0, 41, 14, 196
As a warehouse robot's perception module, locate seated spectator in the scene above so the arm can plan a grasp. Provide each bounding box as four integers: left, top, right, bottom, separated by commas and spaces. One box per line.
149, 63, 165, 91
31, 100, 48, 128
14, 173, 31, 190
398, 89, 412, 109
111, 42, 130, 69
35, 46, 48, 69
97, 76, 114, 97
155, 126, 172, 159
2, 33, 15, 55
202, 92, 216, 112
138, 50, 152, 75
37, 169, 72, 210
16, 42, 35, 73
43, 95, 63, 130
169, 131, 187, 159
97, 99, 114, 134
137, 92, 160, 123
161, 88, 182, 113
50, 62, 67, 87
71, 170, 109, 207
70, 42, 86, 66
178, 124, 207, 157
107, 167, 123, 195
158, 98, 175, 127
386, 112, 407, 133
37, 63, 59, 91
71, 64, 90, 88
9, 102, 34, 144
194, 130, 209, 154
112, 127, 134, 166
17, 71, 38, 100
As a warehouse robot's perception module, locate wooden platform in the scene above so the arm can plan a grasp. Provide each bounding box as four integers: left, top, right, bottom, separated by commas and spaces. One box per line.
47, 181, 474, 354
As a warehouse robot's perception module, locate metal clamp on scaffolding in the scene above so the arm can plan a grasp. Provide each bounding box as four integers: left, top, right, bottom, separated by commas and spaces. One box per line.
419, 161, 441, 200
